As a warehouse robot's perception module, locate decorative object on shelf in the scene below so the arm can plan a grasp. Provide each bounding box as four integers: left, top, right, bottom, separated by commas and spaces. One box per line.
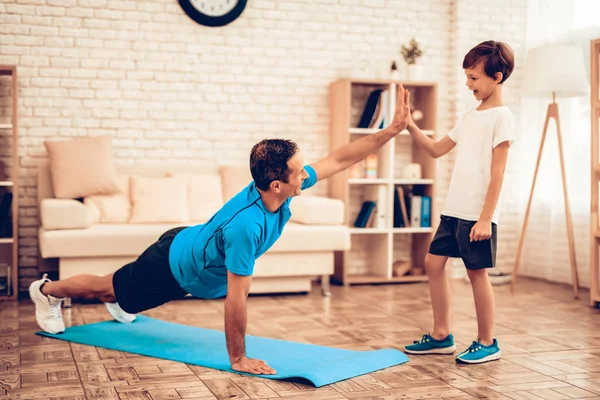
402, 163, 422, 179
401, 38, 424, 80
178, 0, 247, 27
390, 61, 400, 80
393, 260, 411, 277
411, 109, 424, 122
512, 44, 589, 299
365, 154, 378, 178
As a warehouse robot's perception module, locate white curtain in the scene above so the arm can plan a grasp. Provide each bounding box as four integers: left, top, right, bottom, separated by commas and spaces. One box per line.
519, 0, 600, 286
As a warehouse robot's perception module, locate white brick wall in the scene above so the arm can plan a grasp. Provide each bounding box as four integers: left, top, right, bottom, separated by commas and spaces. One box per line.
0, 0, 529, 291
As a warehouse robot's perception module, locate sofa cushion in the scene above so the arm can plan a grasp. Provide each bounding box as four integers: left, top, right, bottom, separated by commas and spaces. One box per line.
289, 196, 345, 225
129, 176, 189, 223
38, 223, 193, 258
39, 222, 350, 258
40, 198, 93, 230
45, 136, 120, 199
186, 174, 224, 222
84, 175, 131, 224
219, 165, 252, 201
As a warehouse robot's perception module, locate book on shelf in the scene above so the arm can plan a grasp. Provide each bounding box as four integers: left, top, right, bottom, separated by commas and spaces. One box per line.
354, 201, 376, 228
356, 89, 389, 129
393, 186, 431, 228
0, 192, 12, 238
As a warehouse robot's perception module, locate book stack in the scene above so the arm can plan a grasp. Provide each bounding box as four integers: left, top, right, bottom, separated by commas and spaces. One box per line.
393, 186, 431, 228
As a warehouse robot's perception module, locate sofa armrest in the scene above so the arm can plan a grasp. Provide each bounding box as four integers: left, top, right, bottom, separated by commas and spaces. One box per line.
41, 198, 93, 230
289, 196, 345, 225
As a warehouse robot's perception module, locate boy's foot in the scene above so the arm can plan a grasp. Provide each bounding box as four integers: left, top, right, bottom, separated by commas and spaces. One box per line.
455, 339, 501, 364
29, 274, 65, 334
404, 333, 456, 355
105, 302, 136, 323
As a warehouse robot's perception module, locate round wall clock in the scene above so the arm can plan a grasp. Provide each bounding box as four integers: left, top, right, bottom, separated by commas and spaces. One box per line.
178, 0, 247, 27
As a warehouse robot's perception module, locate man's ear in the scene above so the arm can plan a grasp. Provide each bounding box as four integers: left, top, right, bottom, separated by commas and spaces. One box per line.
494, 72, 503, 84
269, 180, 282, 193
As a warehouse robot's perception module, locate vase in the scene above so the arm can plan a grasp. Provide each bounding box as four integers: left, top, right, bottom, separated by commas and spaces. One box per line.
405, 64, 425, 81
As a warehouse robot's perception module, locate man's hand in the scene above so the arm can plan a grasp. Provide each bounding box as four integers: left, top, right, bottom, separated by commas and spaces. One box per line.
470, 220, 492, 242
390, 84, 411, 133
231, 356, 276, 375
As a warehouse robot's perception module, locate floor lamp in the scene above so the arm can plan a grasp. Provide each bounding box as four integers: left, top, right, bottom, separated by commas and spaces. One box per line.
511, 45, 589, 298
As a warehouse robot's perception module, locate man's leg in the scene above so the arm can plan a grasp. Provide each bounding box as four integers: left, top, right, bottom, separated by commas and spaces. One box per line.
41, 273, 115, 302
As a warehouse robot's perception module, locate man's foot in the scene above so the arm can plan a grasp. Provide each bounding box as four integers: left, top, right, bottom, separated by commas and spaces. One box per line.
455, 339, 501, 364
404, 333, 456, 355
105, 302, 136, 323
29, 274, 65, 334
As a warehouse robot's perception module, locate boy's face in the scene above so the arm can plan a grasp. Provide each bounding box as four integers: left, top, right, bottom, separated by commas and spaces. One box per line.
464, 61, 500, 101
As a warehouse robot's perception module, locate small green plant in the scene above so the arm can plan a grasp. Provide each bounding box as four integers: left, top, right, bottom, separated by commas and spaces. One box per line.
401, 39, 423, 65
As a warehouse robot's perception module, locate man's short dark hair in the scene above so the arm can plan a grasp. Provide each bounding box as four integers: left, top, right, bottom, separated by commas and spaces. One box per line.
463, 40, 515, 84
250, 139, 299, 191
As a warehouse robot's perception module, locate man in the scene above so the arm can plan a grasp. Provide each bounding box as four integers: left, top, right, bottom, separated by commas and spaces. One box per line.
30, 84, 411, 375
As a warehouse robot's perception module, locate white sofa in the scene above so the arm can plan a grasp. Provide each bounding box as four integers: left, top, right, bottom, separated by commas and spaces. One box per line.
36, 160, 350, 303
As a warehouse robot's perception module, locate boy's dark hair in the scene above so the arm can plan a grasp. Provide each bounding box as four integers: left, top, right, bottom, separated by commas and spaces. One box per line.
463, 40, 514, 84
250, 139, 298, 191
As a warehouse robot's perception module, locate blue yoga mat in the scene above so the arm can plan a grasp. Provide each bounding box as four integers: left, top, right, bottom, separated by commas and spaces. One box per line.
37, 315, 408, 387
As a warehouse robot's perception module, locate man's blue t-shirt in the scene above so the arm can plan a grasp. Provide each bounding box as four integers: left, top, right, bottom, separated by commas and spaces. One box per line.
169, 165, 317, 299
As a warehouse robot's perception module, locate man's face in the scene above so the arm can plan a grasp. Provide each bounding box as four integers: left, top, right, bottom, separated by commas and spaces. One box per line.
282, 152, 308, 197
464, 61, 499, 101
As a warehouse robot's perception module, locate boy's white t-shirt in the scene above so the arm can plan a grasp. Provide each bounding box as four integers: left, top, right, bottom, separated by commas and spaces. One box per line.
441, 106, 515, 225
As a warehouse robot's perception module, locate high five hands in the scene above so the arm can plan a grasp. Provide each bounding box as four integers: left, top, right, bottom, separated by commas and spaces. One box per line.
390, 84, 411, 134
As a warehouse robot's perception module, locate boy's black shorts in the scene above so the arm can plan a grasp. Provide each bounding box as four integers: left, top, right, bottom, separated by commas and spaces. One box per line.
429, 215, 497, 269
112, 227, 189, 314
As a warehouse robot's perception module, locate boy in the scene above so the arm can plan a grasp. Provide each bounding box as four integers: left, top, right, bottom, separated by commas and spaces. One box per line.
403, 40, 515, 364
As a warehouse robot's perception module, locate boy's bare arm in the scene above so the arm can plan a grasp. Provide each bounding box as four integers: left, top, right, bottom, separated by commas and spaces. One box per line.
407, 121, 456, 158
479, 141, 510, 222
470, 141, 510, 241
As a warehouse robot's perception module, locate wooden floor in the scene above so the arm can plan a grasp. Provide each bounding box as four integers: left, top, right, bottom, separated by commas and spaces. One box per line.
2, 277, 600, 400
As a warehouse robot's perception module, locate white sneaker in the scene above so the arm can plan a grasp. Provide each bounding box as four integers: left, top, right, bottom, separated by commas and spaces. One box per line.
29, 274, 65, 334
105, 302, 136, 323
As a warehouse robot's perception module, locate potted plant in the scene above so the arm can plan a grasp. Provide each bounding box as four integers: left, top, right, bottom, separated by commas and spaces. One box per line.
401, 38, 424, 80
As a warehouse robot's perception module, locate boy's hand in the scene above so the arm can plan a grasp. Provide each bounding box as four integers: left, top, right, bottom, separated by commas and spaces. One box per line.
390, 84, 410, 133
470, 220, 492, 242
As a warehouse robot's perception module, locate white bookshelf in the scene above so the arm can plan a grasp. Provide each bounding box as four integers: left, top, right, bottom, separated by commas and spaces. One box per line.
329, 78, 437, 285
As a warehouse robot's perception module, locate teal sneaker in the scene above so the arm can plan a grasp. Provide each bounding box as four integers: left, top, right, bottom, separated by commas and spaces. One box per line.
455, 339, 501, 364
403, 333, 456, 355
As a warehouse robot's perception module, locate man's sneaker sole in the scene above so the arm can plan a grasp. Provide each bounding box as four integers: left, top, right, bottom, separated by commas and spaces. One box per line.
404, 345, 456, 355
456, 350, 502, 364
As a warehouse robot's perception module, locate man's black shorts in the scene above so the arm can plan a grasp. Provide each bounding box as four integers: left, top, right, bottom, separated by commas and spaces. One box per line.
112, 227, 189, 314
429, 215, 497, 269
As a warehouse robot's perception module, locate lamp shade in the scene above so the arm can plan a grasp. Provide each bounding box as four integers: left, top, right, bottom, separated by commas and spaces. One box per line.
522, 45, 589, 98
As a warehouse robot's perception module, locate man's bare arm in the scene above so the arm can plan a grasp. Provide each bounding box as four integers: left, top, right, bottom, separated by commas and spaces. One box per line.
310, 84, 410, 181
225, 271, 275, 375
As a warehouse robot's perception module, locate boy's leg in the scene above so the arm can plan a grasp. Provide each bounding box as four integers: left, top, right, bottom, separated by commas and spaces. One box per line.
454, 219, 501, 364
466, 268, 494, 345
425, 253, 451, 340
404, 216, 458, 355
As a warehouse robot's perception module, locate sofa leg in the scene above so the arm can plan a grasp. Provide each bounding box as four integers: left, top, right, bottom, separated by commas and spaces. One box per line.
63, 297, 72, 308
321, 275, 331, 297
